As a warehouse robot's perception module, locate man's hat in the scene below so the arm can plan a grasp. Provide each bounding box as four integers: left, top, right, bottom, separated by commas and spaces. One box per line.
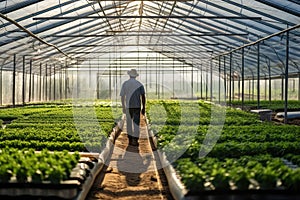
127, 69, 139, 77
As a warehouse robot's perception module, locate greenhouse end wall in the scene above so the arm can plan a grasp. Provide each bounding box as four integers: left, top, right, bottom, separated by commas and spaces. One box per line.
0, 67, 299, 106
0, 69, 67, 106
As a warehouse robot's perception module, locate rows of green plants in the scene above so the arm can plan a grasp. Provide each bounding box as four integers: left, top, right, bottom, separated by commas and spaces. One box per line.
175, 155, 300, 191
284, 154, 300, 166
229, 100, 300, 111
0, 148, 80, 184
148, 100, 261, 126
147, 99, 300, 192
0, 101, 122, 188
0, 103, 122, 152
152, 124, 300, 149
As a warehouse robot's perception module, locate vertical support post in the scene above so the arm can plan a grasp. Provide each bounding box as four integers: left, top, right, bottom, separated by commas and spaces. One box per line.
145, 57, 148, 92
60, 67, 63, 100
29, 65, 35, 101
158, 55, 161, 99
284, 30, 290, 124
191, 67, 194, 98
200, 65, 203, 99
179, 65, 182, 93
155, 56, 158, 96
252, 75, 255, 101
76, 60, 80, 99
268, 63, 272, 103
29, 60, 32, 102
206, 70, 208, 100
22, 55, 26, 105
210, 60, 213, 101
108, 64, 111, 99
53, 65, 56, 101
63, 61, 67, 99
115, 60, 118, 100
229, 53, 232, 104
162, 67, 164, 99
39, 63, 42, 101
149, 58, 152, 89
197, 67, 199, 95
182, 63, 185, 92
281, 75, 284, 101
223, 56, 226, 103
0, 64, 2, 105
238, 75, 240, 101
89, 60, 91, 88
65, 61, 68, 99
257, 42, 260, 108
12, 54, 16, 107
49, 66, 52, 101
218, 57, 221, 103
232, 75, 235, 101
45, 64, 48, 101
241, 48, 245, 110
172, 59, 174, 98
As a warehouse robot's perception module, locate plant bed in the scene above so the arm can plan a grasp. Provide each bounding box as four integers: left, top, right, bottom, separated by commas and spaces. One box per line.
0, 102, 125, 200
184, 190, 300, 200
146, 100, 300, 200
156, 144, 300, 200
0, 148, 106, 200
228, 100, 300, 112
0, 103, 122, 151
0, 130, 123, 200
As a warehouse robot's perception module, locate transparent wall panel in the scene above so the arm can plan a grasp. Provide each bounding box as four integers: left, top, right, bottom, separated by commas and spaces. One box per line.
2, 71, 13, 105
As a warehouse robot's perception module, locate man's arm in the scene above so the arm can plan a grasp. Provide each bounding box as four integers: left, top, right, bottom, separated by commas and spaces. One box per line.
121, 95, 126, 114
141, 94, 146, 115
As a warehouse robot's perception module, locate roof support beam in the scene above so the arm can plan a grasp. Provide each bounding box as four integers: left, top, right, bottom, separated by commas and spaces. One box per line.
255, 0, 300, 17
216, 23, 300, 57
33, 16, 262, 20
0, 0, 44, 14
70, 43, 226, 47
65, 50, 212, 53
0, 13, 71, 59
50, 33, 249, 37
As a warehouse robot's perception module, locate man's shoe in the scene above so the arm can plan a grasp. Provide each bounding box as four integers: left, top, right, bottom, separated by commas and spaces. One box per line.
130, 138, 138, 146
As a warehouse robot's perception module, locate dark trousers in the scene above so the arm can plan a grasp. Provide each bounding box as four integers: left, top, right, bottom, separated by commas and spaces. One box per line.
126, 108, 141, 139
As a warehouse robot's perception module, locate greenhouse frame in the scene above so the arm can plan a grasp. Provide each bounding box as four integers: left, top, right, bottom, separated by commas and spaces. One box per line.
1, 0, 299, 106
0, 1, 300, 199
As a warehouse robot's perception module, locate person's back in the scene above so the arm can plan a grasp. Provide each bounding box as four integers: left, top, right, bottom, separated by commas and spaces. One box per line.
120, 78, 144, 109
120, 69, 146, 146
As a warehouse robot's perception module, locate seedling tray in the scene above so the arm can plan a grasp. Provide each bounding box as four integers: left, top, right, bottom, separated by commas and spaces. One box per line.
0, 156, 98, 200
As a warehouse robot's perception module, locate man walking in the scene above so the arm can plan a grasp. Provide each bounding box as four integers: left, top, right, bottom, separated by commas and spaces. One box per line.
120, 69, 146, 146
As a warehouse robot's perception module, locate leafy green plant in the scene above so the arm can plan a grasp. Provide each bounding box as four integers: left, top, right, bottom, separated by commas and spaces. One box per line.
47, 166, 66, 184
175, 158, 206, 191
282, 168, 300, 191
0, 164, 13, 183
210, 168, 230, 190
255, 166, 278, 189
229, 167, 251, 190
0, 148, 80, 184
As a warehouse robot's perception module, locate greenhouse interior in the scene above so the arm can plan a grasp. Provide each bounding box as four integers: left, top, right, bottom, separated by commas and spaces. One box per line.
0, 0, 300, 200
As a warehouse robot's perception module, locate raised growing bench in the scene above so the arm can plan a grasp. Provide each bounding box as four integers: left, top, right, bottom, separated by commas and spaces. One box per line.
275, 111, 300, 120
250, 109, 273, 121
